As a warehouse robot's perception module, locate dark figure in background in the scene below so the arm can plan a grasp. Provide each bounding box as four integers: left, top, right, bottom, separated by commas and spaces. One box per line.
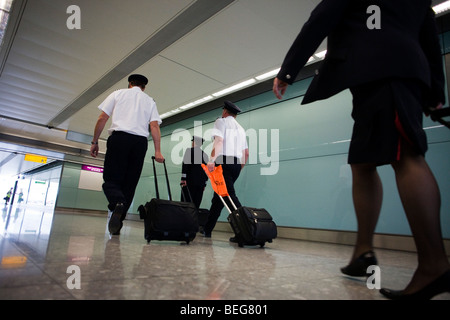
4, 188, 12, 205
18, 191, 24, 204
180, 135, 209, 209
273, 0, 450, 299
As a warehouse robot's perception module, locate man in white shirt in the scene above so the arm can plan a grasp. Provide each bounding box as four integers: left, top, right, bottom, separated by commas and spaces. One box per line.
203, 101, 249, 240
90, 74, 164, 235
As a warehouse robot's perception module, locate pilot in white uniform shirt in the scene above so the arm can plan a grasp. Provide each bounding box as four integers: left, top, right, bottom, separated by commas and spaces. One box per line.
203, 101, 249, 241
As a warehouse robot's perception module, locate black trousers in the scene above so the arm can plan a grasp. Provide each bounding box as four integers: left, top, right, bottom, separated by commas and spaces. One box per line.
102, 131, 148, 221
204, 156, 242, 235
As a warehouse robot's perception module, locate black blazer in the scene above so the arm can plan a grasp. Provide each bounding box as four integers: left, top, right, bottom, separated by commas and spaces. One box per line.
277, 0, 445, 107
181, 147, 209, 187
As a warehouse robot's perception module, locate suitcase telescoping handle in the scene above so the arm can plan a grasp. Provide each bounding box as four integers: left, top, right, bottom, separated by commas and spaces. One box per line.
218, 194, 238, 214
151, 156, 172, 201
180, 184, 194, 204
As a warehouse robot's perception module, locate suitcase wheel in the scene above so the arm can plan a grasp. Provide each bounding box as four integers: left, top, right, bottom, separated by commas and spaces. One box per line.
259, 242, 265, 248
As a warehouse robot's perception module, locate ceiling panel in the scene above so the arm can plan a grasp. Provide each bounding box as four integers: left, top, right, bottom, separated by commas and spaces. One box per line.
0, 0, 199, 125
67, 0, 327, 140
66, 54, 228, 138
161, 0, 321, 85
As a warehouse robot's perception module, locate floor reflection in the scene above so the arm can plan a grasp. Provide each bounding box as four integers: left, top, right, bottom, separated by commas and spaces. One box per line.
1, 204, 54, 238
1, 204, 55, 270
0, 206, 449, 301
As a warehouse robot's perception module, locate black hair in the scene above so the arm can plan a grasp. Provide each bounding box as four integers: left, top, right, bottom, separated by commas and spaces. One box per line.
129, 80, 146, 89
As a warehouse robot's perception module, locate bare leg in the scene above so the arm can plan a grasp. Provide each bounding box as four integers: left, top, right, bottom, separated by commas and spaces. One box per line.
349, 163, 383, 262
391, 142, 450, 293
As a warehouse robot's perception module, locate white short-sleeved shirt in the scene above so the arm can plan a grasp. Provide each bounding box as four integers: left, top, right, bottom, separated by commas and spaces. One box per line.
98, 86, 162, 138
211, 116, 248, 158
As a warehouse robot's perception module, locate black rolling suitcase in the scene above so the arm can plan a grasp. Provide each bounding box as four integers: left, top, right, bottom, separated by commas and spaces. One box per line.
201, 164, 277, 247
228, 206, 277, 248
138, 157, 198, 244
216, 193, 277, 248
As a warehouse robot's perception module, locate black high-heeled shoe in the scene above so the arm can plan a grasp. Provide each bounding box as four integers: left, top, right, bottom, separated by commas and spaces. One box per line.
340, 250, 378, 277
380, 269, 450, 300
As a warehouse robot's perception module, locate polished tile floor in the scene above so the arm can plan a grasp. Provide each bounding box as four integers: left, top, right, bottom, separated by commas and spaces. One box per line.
0, 204, 449, 301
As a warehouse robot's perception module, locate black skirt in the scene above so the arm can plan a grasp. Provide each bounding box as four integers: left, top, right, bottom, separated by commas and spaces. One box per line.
348, 78, 428, 165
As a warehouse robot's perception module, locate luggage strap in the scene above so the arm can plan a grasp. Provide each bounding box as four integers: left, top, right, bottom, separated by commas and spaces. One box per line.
181, 184, 193, 203
430, 107, 450, 129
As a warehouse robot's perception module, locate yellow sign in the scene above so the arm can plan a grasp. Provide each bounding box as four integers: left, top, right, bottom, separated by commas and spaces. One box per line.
1, 256, 27, 268
24, 154, 47, 164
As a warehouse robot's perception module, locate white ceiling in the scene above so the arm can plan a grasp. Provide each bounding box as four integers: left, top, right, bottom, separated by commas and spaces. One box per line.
0, 0, 447, 178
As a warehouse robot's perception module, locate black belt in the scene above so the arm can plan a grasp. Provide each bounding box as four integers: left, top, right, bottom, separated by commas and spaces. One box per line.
216, 156, 240, 165
111, 131, 147, 142
112, 130, 130, 136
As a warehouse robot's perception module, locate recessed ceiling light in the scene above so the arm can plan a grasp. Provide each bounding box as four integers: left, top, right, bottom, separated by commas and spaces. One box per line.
179, 95, 213, 110
0, 0, 14, 48
212, 79, 256, 97
433, 0, 450, 14
255, 68, 280, 81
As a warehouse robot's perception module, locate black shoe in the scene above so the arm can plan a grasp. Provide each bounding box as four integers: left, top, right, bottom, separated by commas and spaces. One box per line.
380, 270, 450, 300
341, 250, 378, 277
109, 203, 124, 235
229, 237, 238, 243
111, 222, 123, 235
